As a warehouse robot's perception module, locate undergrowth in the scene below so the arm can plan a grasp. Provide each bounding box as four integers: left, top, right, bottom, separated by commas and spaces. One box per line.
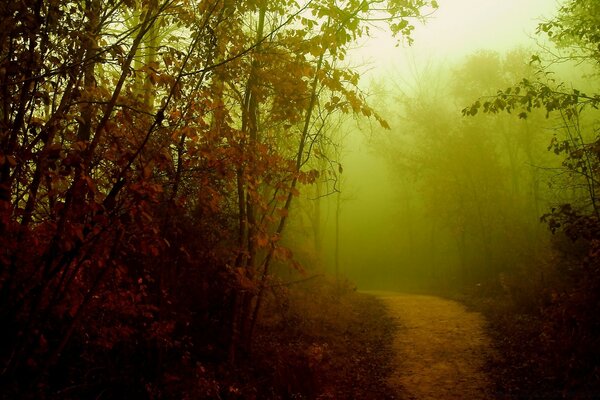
247, 278, 398, 399
460, 233, 600, 399
148, 277, 399, 399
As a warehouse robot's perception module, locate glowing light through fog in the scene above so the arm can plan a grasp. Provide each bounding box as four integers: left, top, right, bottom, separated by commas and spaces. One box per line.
353, 0, 561, 74
339, 0, 564, 288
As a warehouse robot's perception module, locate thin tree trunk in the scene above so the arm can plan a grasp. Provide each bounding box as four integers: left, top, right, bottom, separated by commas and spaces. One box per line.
230, 5, 266, 363
247, 49, 326, 343
334, 187, 341, 291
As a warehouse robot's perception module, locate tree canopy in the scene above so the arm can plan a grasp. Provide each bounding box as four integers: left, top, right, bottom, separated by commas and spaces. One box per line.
0, 0, 438, 397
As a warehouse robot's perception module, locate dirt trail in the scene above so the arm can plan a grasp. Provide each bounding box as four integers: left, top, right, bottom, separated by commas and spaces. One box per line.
370, 292, 495, 400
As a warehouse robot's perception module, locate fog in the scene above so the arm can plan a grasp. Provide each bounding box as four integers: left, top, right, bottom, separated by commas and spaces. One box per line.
316, 0, 570, 291
5, 0, 600, 396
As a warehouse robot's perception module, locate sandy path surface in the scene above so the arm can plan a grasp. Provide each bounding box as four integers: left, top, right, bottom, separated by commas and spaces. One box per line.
369, 292, 495, 400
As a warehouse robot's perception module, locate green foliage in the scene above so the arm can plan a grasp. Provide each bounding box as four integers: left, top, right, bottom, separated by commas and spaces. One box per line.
537, 0, 600, 64
464, 0, 600, 219
461, 1, 600, 396
463, 79, 600, 119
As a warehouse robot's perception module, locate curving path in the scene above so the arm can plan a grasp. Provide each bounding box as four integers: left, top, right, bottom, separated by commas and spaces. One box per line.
370, 292, 495, 400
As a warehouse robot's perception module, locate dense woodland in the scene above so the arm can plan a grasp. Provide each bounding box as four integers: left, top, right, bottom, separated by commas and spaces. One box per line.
1, 0, 599, 398
0, 0, 432, 397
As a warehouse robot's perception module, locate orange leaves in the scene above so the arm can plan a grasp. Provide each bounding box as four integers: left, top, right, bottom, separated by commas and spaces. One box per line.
256, 231, 269, 247
0, 0, 439, 394
233, 267, 257, 291
297, 169, 319, 184
142, 164, 153, 179
0, 154, 17, 168
59, 223, 85, 252
273, 245, 293, 262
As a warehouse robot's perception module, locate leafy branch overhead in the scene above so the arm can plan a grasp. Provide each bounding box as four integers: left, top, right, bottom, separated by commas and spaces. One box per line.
463, 0, 600, 223
0, 0, 437, 397
463, 0, 599, 121
463, 79, 600, 119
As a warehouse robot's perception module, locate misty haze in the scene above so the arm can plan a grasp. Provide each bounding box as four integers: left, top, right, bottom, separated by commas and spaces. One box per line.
1, 0, 599, 399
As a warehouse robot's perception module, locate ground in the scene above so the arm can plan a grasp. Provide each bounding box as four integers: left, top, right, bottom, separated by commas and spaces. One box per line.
368, 292, 495, 400
249, 287, 498, 399
251, 284, 399, 399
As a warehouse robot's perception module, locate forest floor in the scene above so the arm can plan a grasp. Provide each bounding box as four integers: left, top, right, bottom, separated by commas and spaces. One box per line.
368, 292, 496, 400
248, 284, 399, 399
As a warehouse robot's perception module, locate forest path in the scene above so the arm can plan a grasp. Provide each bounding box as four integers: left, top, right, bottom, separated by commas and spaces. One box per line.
368, 292, 495, 400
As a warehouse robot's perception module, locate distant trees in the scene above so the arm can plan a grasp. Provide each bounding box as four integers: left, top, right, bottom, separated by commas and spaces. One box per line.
462, 0, 600, 394
465, 0, 600, 226
372, 4, 599, 393
0, 0, 437, 397
375, 51, 550, 288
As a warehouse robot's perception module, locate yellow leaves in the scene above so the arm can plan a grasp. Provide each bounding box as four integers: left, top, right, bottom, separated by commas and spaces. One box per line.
347, 93, 361, 113
301, 16, 317, 30
29, 117, 46, 127
121, 0, 136, 8
308, 44, 323, 57
374, 113, 391, 130
379, 118, 391, 130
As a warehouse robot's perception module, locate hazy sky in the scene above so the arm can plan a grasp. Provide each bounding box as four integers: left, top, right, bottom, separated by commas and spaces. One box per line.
353, 0, 561, 75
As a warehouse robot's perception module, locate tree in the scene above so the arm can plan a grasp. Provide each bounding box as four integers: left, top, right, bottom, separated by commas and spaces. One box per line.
373, 50, 551, 289
0, 0, 437, 396
464, 0, 600, 232
464, 1, 600, 394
